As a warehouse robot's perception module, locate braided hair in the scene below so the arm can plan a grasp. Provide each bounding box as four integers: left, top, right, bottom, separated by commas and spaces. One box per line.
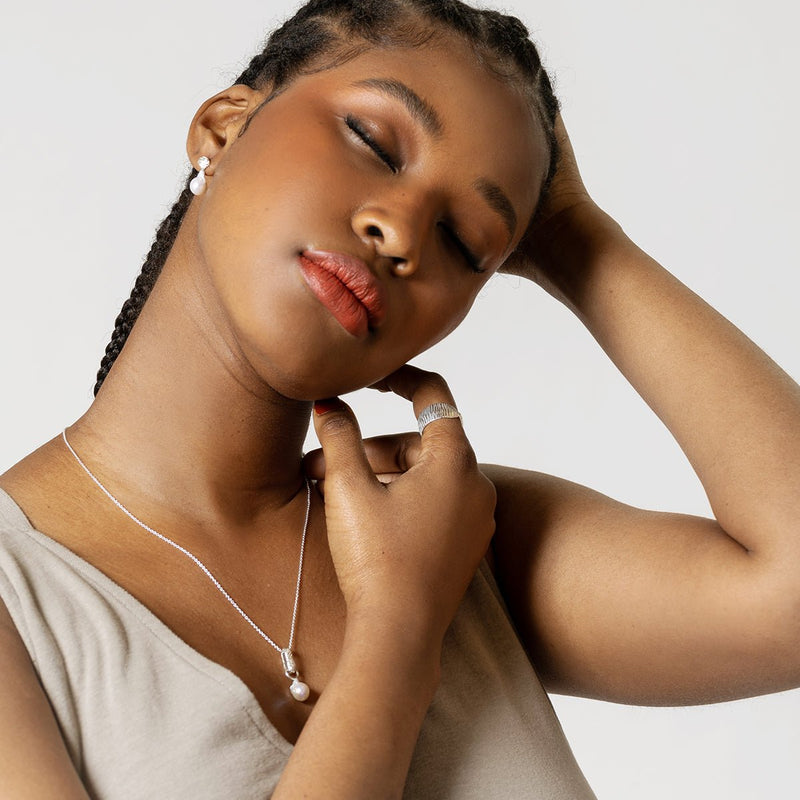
93, 0, 560, 395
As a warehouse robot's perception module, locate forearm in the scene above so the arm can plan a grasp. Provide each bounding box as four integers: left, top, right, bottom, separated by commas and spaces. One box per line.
272, 615, 441, 800
537, 204, 800, 554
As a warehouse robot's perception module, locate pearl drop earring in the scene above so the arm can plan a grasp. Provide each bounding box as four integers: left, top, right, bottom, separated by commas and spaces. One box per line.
189, 156, 210, 195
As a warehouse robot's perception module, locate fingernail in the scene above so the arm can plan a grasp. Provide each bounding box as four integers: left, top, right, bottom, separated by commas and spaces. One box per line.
313, 397, 340, 415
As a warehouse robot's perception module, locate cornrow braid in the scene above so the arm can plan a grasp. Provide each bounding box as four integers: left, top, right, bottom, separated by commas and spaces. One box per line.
93, 184, 194, 396
94, 0, 560, 394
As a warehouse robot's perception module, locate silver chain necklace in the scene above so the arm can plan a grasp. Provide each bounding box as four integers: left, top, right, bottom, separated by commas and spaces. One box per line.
61, 430, 313, 702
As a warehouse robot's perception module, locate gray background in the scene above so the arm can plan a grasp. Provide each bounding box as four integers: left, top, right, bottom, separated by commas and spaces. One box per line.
2, 0, 799, 796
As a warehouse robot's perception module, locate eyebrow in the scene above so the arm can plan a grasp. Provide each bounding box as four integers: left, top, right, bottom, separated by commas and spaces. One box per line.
351, 78, 443, 138
474, 178, 518, 242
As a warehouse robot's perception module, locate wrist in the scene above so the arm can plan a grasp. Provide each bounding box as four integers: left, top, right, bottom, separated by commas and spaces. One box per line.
340, 609, 443, 701
274, 606, 441, 799
519, 201, 632, 310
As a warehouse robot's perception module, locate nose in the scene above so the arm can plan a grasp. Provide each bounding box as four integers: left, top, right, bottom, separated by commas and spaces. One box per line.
351, 204, 422, 277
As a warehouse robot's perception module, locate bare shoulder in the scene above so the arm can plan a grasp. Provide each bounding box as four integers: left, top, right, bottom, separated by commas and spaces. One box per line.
1, 436, 61, 489
481, 463, 612, 545
480, 463, 617, 604
0, 436, 84, 534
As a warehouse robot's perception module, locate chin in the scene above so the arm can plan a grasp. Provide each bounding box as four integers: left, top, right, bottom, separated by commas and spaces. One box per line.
255, 353, 390, 403
272, 377, 379, 403
237, 316, 422, 402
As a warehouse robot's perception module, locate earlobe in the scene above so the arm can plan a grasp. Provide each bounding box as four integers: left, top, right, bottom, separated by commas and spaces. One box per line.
185, 84, 263, 173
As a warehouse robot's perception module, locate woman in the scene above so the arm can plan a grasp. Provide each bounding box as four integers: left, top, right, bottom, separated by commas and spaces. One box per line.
1, 1, 799, 798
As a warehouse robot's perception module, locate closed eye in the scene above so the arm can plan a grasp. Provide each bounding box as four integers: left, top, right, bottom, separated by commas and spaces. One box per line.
439, 222, 486, 274
345, 115, 484, 274
345, 115, 398, 174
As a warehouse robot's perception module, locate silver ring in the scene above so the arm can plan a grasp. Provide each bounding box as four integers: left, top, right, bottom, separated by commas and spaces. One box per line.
417, 402, 462, 435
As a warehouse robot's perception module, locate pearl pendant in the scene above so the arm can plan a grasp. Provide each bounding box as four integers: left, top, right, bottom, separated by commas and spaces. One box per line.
290, 678, 310, 702
281, 648, 309, 701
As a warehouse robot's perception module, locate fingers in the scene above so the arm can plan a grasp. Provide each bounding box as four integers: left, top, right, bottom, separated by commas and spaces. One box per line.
302, 448, 326, 481
309, 366, 469, 484
311, 398, 378, 488
373, 366, 455, 418
375, 366, 471, 455
363, 433, 422, 475
304, 432, 421, 482
553, 113, 570, 150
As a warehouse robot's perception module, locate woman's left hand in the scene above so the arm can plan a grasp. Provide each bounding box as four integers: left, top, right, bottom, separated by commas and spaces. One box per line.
306, 365, 496, 640
276, 366, 495, 800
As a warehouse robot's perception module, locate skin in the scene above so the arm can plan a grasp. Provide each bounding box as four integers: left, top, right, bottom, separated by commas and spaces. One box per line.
2, 25, 800, 800
324, 120, 800, 708
0, 35, 538, 799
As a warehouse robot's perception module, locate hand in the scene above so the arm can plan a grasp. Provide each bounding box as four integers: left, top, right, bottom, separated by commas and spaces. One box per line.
306, 366, 496, 641
305, 431, 419, 489
502, 114, 623, 300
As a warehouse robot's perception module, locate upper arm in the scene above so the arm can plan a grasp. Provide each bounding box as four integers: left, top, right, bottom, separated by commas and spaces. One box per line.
0, 597, 90, 799
484, 464, 800, 706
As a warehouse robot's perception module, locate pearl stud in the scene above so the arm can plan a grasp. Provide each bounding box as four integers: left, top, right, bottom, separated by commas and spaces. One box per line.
189, 156, 210, 195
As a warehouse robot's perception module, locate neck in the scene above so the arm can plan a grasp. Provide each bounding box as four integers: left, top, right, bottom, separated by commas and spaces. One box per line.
71, 239, 313, 527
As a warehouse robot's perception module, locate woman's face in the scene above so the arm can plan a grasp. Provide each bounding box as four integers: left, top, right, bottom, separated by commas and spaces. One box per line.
190, 35, 548, 400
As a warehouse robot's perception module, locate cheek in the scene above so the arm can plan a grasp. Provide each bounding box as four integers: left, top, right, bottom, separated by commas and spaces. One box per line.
201, 132, 343, 252
194, 127, 357, 329
427, 297, 474, 346
386, 286, 480, 365
183, 104, 487, 396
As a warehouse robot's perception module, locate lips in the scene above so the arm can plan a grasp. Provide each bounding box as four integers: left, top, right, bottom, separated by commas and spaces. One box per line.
298, 249, 386, 338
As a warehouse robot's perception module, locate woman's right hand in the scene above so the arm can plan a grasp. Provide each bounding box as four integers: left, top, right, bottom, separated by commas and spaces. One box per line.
308, 365, 496, 642
501, 114, 625, 308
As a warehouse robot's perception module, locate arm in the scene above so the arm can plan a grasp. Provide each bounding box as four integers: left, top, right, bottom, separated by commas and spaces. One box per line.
274, 616, 440, 799
275, 367, 495, 798
489, 117, 800, 705
0, 598, 91, 799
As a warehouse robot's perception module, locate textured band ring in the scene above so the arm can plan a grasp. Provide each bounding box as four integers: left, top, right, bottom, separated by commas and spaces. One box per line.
417, 402, 463, 435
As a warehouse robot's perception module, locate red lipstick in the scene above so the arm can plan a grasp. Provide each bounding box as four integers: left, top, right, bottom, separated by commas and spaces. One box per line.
298, 249, 386, 338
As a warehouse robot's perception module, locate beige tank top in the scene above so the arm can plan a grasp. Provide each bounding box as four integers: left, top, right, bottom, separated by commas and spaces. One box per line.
0, 488, 595, 799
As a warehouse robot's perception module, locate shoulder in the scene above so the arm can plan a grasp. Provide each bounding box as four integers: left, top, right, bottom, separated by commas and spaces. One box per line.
0, 435, 97, 543
481, 463, 611, 539
480, 462, 608, 622
0, 447, 93, 797
1, 436, 64, 511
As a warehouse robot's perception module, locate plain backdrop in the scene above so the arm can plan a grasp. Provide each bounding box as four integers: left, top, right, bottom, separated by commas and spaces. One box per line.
2, 1, 799, 797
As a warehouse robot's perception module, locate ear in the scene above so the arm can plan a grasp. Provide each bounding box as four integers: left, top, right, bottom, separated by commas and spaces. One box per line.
185, 84, 264, 173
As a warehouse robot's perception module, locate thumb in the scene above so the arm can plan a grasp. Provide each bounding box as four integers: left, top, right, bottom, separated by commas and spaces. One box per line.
312, 398, 376, 487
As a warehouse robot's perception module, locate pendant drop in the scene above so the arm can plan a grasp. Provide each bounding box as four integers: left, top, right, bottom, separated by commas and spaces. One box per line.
289, 678, 310, 702
281, 647, 310, 702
